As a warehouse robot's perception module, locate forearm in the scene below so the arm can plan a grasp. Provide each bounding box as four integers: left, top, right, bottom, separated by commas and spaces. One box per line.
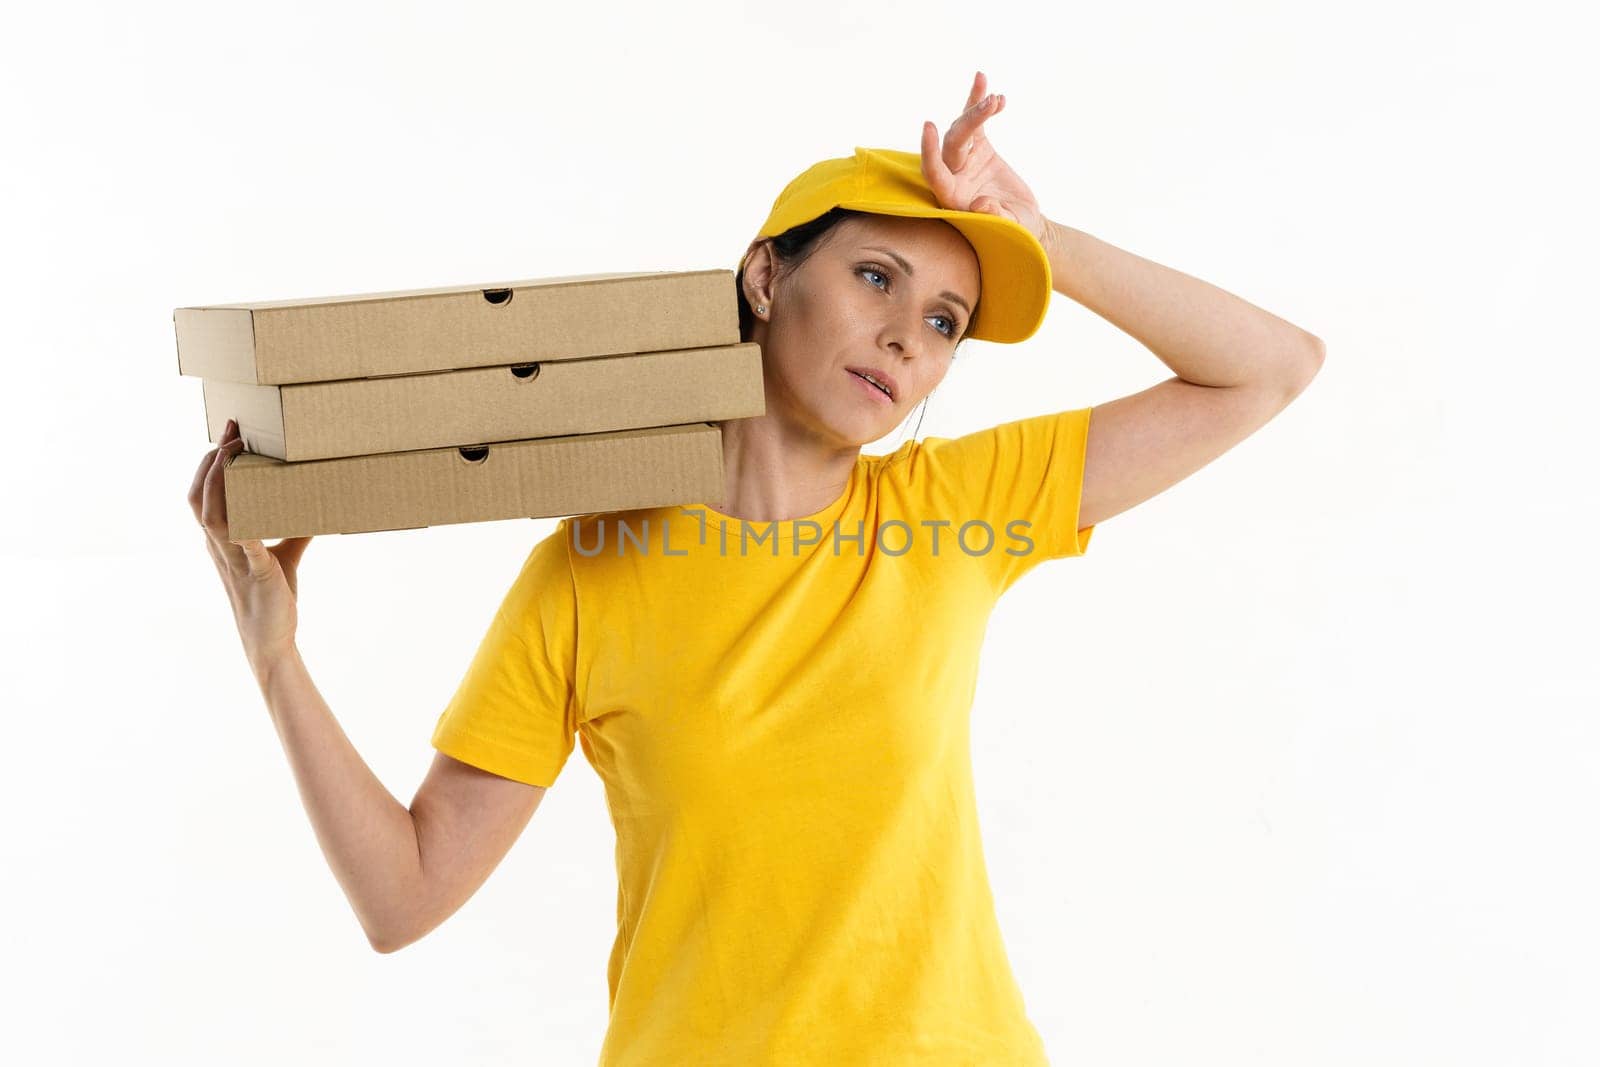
1041, 217, 1323, 389
254, 645, 425, 951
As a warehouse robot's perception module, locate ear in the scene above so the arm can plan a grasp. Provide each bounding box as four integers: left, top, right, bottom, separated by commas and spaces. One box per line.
742, 238, 778, 316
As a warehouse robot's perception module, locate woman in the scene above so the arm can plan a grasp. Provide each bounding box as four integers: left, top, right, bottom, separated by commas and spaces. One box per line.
189, 71, 1323, 1065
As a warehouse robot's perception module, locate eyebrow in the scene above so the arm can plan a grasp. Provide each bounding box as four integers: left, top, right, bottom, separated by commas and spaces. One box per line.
861, 245, 973, 319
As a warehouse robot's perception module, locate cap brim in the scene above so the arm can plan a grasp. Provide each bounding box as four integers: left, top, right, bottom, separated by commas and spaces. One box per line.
834, 200, 1052, 344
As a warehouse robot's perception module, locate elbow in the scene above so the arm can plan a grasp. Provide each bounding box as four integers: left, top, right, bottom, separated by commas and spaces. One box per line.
1282, 333, 1325, 398
369, 930, 409, 955
1302, 333, 1326, 375
1306, 333, 1326, 365
365, 918, 416, 955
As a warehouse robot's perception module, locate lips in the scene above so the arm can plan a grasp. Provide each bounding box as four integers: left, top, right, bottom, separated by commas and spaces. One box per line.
845, 365, 898, 402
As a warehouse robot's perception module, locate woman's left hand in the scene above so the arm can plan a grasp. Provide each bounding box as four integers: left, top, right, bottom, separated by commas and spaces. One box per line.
920, 70, 1049, 247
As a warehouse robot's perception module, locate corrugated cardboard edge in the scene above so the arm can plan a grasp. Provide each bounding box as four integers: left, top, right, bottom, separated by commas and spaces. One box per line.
203, 378, 290, 458
175, 307, 258, 382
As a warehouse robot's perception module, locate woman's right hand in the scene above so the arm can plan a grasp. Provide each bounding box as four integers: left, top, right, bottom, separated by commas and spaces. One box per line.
190, 418, 315, 676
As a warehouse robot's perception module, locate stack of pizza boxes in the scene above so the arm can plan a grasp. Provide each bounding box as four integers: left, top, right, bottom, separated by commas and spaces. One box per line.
174, 270, 764, 540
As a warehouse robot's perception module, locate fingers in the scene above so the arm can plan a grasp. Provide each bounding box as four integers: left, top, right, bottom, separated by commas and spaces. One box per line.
201, 422, 247, 545
190, 418, 239, 526
234, 537, 273, 580
927, 76, 1005, 179
188, 446, 219, 524
964, 70, 1004, 121
965, 70, 986, 111
271, 536, 314, 598
270, 536, 315, 573
948, 97, 1000, 168
921, 120, 954, 190
954, 93, 1000, 141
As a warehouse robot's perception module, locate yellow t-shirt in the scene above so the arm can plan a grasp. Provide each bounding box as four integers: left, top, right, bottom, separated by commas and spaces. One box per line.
432, 406, 1097, 1066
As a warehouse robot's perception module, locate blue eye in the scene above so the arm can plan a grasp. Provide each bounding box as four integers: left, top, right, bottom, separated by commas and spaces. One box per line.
857, 264, 961, 339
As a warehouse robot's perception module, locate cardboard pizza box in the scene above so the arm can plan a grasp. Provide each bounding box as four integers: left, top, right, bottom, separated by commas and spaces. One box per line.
174, 269, 739, 385
200, 342, 765, 461
220, 421, 728, 541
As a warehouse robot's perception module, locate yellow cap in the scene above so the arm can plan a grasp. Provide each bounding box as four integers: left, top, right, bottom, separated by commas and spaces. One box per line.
738, 145, 1052, 344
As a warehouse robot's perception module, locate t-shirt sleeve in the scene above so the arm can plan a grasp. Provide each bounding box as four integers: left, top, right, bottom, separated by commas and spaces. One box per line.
430, 519, 580, 788
913, 405, 1097, 595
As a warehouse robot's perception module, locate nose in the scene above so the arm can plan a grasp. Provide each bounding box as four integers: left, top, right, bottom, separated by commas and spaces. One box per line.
880, 307, 932, 361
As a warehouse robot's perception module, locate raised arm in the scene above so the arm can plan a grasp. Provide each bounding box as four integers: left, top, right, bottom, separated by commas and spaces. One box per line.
914, 74, 1324, 533
1040, 218, 1325, 530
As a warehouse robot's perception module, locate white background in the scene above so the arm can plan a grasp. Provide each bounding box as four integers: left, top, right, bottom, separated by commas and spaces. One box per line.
3, 1, 1594, 1063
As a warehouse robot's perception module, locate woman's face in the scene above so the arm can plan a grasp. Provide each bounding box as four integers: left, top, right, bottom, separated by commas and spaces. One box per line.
744, 214, 981, 447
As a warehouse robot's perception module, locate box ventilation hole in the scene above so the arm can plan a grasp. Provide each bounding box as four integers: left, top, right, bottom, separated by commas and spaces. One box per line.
510, 363, 541, 381
481, 288, 513, 305
458, 445, 490, 463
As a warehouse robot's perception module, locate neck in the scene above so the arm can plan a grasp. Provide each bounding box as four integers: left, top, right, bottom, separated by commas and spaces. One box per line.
712, 416, 859, 523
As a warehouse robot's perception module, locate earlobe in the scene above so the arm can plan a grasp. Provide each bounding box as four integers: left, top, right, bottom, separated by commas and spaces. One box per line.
747, 284, 771, 318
